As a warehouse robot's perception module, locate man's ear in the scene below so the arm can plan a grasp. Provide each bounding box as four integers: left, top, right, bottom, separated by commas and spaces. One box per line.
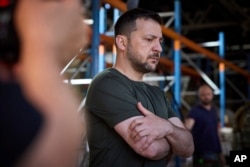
115, 35, 127, 51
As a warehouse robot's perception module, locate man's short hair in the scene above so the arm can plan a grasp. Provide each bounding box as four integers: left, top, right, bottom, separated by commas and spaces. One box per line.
197, 83, 214, 96
114, 8, 162, 37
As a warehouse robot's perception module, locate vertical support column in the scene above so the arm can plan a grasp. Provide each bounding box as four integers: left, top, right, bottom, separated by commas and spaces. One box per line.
174, 1, 181, 167
99, 7, 106, 34
99, 45, 105, 72
174, 0, 181, 116
99, 7, 106, 72
219, 32, 225, 127
90, 0, 100, 77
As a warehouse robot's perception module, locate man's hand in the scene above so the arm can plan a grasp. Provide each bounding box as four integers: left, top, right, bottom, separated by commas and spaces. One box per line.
128, 102, 172, 151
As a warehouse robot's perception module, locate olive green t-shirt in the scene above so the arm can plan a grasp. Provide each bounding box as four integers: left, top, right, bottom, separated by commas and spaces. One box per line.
85, 68, 177, 167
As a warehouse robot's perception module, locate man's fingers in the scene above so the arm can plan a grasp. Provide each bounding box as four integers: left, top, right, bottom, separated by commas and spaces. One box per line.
130, 128, 148, 142
129, 118, 142, 131
140, 136, 154, 151
137, 102, 153, 116
129, 123, 141, 138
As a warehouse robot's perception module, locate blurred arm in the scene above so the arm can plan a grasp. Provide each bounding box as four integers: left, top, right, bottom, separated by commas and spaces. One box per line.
184, 118, 195, 130
14, 0, 87, 167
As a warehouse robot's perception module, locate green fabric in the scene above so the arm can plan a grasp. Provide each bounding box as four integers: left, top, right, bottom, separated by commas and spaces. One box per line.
85, 68, 177, 167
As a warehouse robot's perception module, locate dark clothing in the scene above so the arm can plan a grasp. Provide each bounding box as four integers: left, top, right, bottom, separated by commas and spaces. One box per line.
85, 68, 176, 167
188, 104, 222, 167
0, 81, 44, 167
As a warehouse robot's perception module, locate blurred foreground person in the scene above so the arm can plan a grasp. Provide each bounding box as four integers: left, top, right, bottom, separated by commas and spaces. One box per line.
85, 8, 194, 167
0, 0, 88, 167
185, 84, 226, 167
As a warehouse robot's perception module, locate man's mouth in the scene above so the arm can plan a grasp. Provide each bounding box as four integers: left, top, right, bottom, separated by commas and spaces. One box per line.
148, 56, 159, 62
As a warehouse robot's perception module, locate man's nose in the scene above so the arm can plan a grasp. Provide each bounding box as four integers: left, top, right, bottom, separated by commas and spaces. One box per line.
153, 41, 162, 53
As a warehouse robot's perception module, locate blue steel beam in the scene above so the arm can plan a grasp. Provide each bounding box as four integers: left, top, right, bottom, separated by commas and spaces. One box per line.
98, 7, 106, 72
219, 32, 225, 127
90, 0, 100, 77
174, 0, 181, 116
174, 1, 181, 167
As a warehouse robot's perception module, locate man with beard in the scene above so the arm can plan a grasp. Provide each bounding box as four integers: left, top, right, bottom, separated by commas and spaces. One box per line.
185, 84, 225, 167
84, 8, 194, 167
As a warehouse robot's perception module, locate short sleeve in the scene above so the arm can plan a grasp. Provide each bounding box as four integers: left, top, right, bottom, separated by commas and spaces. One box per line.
85, 76, 141, 128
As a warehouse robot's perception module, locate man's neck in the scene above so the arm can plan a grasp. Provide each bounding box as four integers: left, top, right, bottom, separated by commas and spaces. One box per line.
113, 65, 144, 82
201, 104, 212, 111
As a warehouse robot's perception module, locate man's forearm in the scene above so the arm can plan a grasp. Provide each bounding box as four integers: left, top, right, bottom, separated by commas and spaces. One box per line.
137, 137, 170, 160
166, 122, 194, 158
128, 103, 193, 159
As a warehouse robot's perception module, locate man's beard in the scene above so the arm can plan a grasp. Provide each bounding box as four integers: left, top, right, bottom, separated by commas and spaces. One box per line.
127, 45, 158, 73
200, 99, 212, 106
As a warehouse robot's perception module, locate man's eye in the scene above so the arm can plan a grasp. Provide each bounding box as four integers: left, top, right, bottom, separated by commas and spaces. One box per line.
146, 38, 152, 42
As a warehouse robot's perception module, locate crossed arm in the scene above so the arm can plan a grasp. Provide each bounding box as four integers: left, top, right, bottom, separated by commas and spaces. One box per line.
115, 116, 171, 160
114, 102, 194, 160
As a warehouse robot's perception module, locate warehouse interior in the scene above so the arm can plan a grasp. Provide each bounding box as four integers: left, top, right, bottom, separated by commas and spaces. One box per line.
71, 0, 250, 110
60, 0, 250, 166
2, 0, 250, 167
